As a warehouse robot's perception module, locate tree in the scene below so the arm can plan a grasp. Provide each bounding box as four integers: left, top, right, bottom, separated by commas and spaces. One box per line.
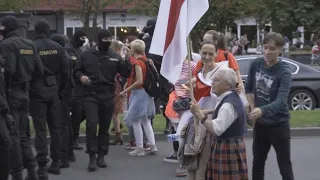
127, 0, 250, 51
62, 0, 127, 41
244, 0, 320, 39
0, 0, 38, 12
128, 0, 320, 49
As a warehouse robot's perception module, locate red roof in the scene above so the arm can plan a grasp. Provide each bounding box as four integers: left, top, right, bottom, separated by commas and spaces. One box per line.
24, 0, 136, 12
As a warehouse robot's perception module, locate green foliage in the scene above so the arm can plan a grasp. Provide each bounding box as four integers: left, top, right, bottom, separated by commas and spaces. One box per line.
0, 0, 38, 12
126, 0, 160, 16
127, 0, 320, 37
243, 0, 320, 37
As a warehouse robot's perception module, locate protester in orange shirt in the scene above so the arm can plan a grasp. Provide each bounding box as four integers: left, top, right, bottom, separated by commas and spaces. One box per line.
199, 30, 244, 92
121, 39, 157, 156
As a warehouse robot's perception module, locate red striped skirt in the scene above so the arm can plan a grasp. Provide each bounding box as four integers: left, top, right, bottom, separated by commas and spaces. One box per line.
206, 137, 248, 180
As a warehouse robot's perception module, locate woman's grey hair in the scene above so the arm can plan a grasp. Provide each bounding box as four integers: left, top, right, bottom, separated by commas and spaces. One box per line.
216, 68, 237, 89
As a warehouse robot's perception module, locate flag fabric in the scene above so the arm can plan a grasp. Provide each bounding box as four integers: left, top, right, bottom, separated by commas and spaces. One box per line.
149, 0, 209, 84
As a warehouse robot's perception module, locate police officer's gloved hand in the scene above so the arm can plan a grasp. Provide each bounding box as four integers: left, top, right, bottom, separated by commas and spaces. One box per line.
5, 113, 14, 134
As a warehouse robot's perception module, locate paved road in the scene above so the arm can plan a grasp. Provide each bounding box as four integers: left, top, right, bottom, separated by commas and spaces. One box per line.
309, 65, 320, 71
44, 137, 320, 180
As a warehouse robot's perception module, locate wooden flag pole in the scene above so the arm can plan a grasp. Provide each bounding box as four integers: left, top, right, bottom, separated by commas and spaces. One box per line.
186, 35, 199, 136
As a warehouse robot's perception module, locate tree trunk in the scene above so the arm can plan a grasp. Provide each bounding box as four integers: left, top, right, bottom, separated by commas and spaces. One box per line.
82, 0, 93, 33
92, 0, 100, 28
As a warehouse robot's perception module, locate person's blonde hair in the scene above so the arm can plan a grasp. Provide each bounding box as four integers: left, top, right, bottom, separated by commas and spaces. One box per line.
110, 41, 122, 53
130, 39, 145, 54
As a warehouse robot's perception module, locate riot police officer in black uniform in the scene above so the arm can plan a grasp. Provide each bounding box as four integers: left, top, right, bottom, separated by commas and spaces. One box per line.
30, 19, 69, 178
0, 54, 13, 180
51, 34, 74, 168
0, 15, 43, 180
66, 30, 87, 152
74, 29, 131, 172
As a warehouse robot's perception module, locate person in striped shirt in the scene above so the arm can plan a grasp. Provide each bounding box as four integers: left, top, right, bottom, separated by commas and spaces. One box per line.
163, 55, 197, 177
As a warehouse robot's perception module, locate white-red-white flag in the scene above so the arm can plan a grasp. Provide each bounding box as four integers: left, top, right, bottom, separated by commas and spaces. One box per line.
149, 0, 209, 84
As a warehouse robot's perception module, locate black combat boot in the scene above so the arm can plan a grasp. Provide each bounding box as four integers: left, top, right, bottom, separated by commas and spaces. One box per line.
37, 167, 48, 180
97, 154, 107, 168
69, 149, 76, 162
47, 160, 61, 175
24, 166, 39, 180
88, 154, 97, 172
60, 153, 70, 168
12, 172, 23, 180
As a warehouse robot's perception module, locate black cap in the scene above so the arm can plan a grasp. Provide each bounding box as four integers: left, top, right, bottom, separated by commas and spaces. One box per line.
73, 30, 87, 47
98, 29, 112, 40
34, 19, 50, 36
0, 15, 19, 31
146, 19, 156, 27
51, 34, 66, 47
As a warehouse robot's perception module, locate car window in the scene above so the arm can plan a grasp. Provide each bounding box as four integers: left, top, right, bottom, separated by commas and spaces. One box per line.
236, 58, 256, 75
283, 61, 298, 73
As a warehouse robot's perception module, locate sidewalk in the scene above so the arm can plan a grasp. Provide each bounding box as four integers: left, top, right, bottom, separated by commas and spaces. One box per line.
32, 127, 320, 144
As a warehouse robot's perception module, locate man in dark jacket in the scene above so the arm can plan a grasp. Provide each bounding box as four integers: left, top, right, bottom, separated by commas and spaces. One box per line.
30, 19, 69, 178
51, 34, 75, 169
0, 54, 13, 180
74, 29, 131, 172
0, 15, 43, 180
65, 30, 87, 152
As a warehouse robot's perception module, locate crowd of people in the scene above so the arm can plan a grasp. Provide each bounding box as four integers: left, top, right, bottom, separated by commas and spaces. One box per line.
0, 14, 295, 180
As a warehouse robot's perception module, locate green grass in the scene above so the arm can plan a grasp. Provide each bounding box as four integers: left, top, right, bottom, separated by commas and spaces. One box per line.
28, 110, 320, 135
289, 51, 312, 55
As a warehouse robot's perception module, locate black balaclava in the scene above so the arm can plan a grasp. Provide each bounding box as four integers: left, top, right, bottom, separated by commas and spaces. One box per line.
0, 15, 19, 38
51, 34, 66, 47
97, 29, 112, 52
34, 19, 50, 37
146, 19, 156, 37
73, 30, 87, 48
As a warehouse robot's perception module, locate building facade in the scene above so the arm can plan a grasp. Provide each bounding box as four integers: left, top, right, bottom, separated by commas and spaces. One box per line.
63, 12, 152, 42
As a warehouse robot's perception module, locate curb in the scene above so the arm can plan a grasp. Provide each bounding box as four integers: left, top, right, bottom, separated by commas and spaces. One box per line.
31, 128, 320, 144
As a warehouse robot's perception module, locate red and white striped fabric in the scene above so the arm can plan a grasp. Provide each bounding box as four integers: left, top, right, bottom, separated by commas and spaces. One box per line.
149, 0, 209, 84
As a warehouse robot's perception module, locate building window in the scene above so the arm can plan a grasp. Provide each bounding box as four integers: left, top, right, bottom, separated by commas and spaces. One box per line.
108, 26, 140, 42
66, 27, 74, 39
75, 27, 84, 33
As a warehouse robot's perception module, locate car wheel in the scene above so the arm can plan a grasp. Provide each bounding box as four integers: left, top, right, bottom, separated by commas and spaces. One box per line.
289, 89, 316, 110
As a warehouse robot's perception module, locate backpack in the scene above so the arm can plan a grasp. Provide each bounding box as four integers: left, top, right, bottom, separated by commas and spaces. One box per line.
137, 58, 161, 97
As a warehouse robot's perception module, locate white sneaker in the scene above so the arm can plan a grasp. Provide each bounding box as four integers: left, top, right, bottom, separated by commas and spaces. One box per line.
147, 145, 158, 155
129, 148, 146, 156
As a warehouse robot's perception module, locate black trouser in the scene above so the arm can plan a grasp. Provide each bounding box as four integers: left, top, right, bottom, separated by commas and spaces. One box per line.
84, 94, 114, 155
61, 88, 74, 159
252, 122, 294, 180
30, 91, 62, 167
0, 146, 9, 180
7, 89, 37, 177
0, 114, 11, 180
24, 116, 31, 169
71, 97, 85, 142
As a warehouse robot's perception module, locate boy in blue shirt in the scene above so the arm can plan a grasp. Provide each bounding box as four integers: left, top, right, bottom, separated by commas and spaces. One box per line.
245, 32, 294, 180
